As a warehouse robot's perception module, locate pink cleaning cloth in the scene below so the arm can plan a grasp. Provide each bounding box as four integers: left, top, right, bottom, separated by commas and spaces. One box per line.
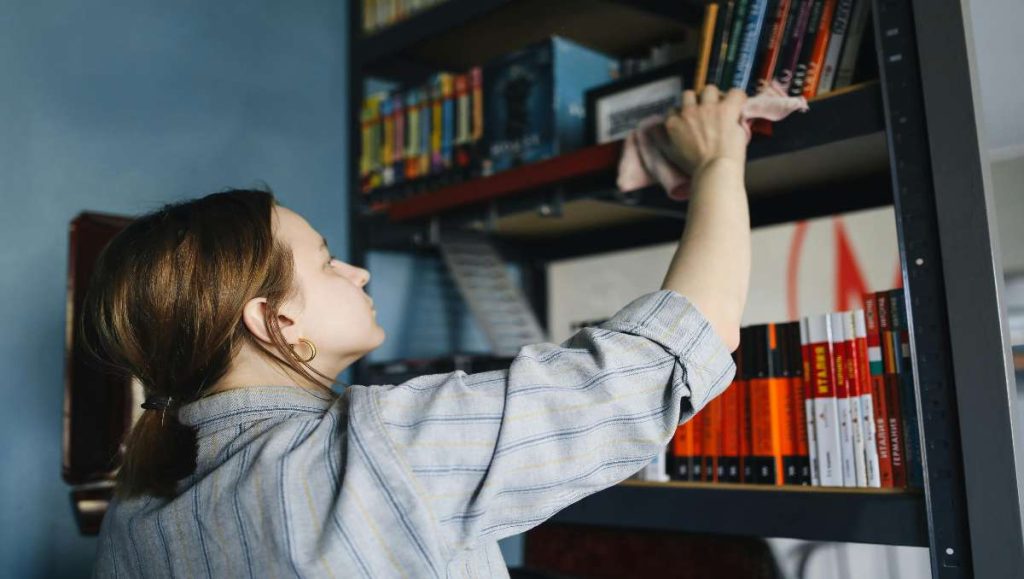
617, 80, 809, 201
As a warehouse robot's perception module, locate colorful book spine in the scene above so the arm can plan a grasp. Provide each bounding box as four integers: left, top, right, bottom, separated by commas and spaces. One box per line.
799, 317, 820, 486
670, 422, 696, 481
878, 292, 908, 487
808, 314, 843, 486
694, 2, 721, 93
721, 0, 752, 88
470, 67, 484, 143
841, 311, 868, 486
702, 396, 723, 482
719, 351, 743, 482
890, 289, 923, 487
708, 1, 738, 87
732, 0, 771, 91
440, 73, 455, 168
801, 0, 838, 98
752, 0, 792, 93
380, 97, 395, 186
430, 74, 443, 173
773, 0, 813, 92
853, 308, 882, 487
829, 312, 857, 487
392, 93, 406, 184
864, 292, 895, 487
780, 322, 806, 484
834, 0, 870, 88
419, 87, 431, 177
816, 0, 854, 93
787, 0, 825, 97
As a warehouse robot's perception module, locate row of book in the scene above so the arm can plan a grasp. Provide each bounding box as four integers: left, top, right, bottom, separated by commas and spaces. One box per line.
636, 289, 923, 488
359, 69, 484, 195
362, 0, 448, 34
693, 0, 873, 98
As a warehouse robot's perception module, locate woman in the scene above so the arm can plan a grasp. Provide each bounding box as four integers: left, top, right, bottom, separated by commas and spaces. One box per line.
87, 85, 750, 578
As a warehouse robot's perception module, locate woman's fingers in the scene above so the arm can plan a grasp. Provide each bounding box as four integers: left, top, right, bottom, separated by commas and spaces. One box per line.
682, 89, 697, 108
700, 84, 721, 105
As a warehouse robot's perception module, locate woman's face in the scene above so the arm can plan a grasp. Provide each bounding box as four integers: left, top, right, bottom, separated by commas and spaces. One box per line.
272, 205, 385, 372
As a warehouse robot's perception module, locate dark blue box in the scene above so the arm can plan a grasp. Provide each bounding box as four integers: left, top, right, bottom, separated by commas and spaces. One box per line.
483, 37, 617, 174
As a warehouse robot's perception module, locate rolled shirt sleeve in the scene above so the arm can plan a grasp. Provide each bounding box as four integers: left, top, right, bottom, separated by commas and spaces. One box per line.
348, 289, 736, 555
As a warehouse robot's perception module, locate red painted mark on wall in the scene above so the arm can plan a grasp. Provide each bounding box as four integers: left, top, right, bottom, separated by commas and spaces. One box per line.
786, 218, 902, 320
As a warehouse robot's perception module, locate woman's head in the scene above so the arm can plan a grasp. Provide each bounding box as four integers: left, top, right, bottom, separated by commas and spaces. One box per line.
81, 187, 383, 498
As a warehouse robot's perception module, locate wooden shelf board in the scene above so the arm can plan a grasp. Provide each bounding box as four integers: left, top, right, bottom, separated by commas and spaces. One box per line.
359, 0, 699, 78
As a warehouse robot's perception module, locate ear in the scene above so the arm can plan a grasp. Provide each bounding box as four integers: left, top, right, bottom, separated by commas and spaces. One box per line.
241, 297, 301, 345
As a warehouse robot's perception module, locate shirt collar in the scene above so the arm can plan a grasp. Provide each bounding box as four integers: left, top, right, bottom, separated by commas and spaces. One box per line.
177, 385, 338, 435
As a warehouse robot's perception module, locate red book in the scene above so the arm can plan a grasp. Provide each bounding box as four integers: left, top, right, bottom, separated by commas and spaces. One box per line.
864, 292, 895, 487
802, 0, 839, 98
877, 292, 908, 487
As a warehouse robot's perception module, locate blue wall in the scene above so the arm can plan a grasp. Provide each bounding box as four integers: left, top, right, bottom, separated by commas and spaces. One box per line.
0, 1, 526, 573
0, 1, 348, 576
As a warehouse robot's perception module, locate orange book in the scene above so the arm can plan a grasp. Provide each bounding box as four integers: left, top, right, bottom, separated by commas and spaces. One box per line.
718, 351, 742, 483
701, 397, 722, 483
801, 0, 838, 99
670, 421, 697, 481
749, 324, 795, 485
694, 2, 720, 93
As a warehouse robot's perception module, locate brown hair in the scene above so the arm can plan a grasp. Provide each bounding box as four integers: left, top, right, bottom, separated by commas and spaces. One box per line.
80, 187, 339, 499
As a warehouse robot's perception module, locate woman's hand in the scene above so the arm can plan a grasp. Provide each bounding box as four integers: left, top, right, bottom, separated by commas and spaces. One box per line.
664, 85, 749, 178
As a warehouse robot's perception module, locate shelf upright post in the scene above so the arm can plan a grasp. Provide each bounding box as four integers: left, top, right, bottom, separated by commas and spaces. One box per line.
872, 0, 1024, 577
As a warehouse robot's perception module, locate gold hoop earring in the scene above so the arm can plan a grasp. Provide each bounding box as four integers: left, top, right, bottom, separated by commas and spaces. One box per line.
295, 338, 317, 363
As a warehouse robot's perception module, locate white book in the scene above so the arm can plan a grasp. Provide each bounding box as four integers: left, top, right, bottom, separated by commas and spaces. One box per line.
830, 313, 858, 487
809, 314, 844, 487
842, 312, 868, 487
800, 318, 820, 486
854, 309, 882, 488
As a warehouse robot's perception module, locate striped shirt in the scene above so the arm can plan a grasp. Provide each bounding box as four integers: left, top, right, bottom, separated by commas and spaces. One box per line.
93, 289, 736, 578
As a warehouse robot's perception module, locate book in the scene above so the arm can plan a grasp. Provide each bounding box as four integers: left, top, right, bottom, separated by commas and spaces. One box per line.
840, 311, 869, 486
719, 351, 743, 482
694, 2, 721, 93
732, 0, 771, 91
670, 421, 697, 481
833, 0, 870, 88
816, 0, 855, 93
787, 0, 825, 97
830, 312, 858, 487
773, 0, 814, 92
739, 325, 754, 483
781, 322, 808, 484
721, 0, 752, 88
748, 324, 796, 485
801, 0, 838, 99
864, 292, 895, 487
710, 1, 739, 88
799, 317, 820, 485
702, 395, 723, 482
751, 0, 792, 93
853, 308, 882, 487
878, 292, 908, 487
807, 313, 844, 486
890, 289, 923, 487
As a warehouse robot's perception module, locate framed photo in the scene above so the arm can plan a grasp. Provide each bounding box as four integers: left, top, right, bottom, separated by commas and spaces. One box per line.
585, 59, 695, 145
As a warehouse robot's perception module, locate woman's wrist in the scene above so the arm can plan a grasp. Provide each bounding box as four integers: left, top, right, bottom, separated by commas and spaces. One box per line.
693, 156, 746, 184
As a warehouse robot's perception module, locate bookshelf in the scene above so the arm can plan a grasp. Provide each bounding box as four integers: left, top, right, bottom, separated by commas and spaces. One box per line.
345, 1, 1024, 577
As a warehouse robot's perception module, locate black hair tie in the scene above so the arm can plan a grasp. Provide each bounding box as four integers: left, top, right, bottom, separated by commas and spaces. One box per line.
141, 396, 174, 411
